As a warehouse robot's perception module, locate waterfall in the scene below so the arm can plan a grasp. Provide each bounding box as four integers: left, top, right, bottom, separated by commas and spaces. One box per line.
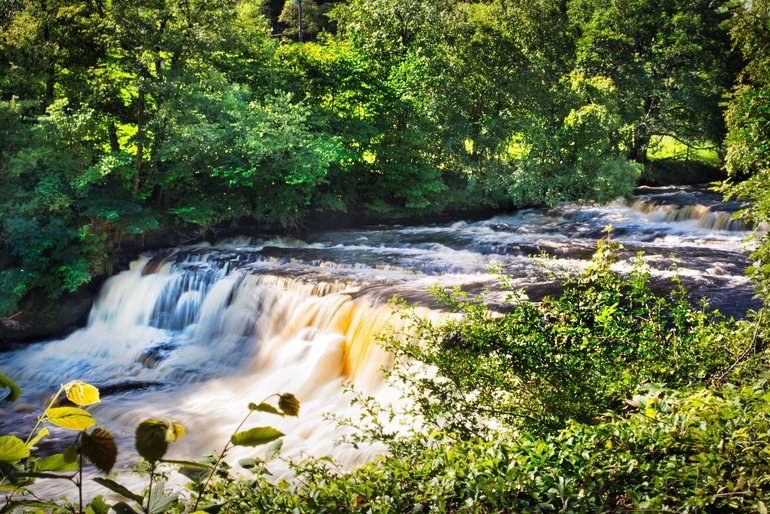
0, 185, 759, 500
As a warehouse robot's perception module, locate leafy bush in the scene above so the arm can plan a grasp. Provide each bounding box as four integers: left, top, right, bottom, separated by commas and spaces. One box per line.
220, 377, 770, 513
383, 235, 743, 438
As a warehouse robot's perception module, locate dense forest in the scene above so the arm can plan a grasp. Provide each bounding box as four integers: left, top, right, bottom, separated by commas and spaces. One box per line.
3, 0, 770, 511
0, 0, 751, 320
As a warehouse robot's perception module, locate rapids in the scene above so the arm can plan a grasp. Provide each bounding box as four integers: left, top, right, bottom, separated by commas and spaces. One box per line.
0, 185, 760, 497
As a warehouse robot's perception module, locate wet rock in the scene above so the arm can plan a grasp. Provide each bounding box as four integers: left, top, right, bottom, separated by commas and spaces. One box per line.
0, 287, 95, 348
97, 380, 165, 396
137, 341, 178, 368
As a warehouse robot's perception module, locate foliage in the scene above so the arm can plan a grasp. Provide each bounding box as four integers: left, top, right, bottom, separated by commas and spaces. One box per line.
720, 0, 770, 301
209, 377, 770, 513
0, 0, 741, 315
568, 0, 734, 162
385, 234, 743, 437
0, 373, 299, 513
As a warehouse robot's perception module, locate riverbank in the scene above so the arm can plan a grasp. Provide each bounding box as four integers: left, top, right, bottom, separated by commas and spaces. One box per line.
0, 165, 729, 347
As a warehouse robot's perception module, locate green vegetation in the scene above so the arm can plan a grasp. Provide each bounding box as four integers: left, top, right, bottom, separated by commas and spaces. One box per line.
0, 0, 739, 317
0, 375, 300, 513
6, 236, 770, 512
3, 0, 770, 511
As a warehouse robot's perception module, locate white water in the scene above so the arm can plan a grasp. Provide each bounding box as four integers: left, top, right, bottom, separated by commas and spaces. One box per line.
0, 186, 759, 498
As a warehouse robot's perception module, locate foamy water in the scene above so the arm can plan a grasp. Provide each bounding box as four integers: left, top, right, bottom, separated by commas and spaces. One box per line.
0, 186, 758, 500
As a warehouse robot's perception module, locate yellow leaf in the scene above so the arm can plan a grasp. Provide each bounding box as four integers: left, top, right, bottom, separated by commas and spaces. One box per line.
46, 407, 96, 431
28, 427, 49, 448
167, 422, 185, 442
64, 381, 100, 406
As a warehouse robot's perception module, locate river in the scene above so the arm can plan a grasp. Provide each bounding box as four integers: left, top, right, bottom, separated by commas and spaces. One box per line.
0, 185, 760, 497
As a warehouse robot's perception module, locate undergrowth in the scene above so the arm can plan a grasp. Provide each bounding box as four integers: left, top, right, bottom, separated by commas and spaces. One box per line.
2, 235, 768, 513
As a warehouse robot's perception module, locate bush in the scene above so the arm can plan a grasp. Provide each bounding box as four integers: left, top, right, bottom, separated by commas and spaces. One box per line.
385, 235, 744, 437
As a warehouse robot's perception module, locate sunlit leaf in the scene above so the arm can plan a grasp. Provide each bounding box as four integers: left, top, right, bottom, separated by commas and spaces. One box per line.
28, 427, 49, 448
46, 407, 95, 431
167, 422, 185, 441
36, 453, 79, 472
250, 402, 281, 416
64, 381, 100, 406
0, 435, 29, 462
85, 495, 110, 514
82, 428, 117, 473
231, 427, 284, 447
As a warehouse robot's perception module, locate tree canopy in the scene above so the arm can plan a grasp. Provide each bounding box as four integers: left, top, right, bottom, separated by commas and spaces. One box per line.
0, 0, 744, 314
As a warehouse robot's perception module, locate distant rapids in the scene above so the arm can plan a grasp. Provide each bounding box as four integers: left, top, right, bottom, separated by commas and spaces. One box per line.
0, 185, 759, 497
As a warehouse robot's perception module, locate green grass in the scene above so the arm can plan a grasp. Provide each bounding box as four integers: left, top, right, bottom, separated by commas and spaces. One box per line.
647, 135, 720, 166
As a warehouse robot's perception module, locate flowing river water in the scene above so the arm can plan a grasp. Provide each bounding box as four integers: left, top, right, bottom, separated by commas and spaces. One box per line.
0, 185, 761, 498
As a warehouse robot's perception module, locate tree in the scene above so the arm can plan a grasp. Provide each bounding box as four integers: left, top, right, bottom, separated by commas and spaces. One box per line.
721, 0, 770, 299
568, 0, 734, 162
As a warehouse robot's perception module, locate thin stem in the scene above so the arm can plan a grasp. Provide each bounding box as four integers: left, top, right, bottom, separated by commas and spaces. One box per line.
24, 385, 65, 445
78, 438, 83, 514
145, 464, 156, 514
192, 394, 277, 512
0, 385, 66, 496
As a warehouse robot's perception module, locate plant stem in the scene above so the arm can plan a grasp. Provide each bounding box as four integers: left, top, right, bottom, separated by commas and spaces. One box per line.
192, 394, 276, 511
0, 385, 66, 493
145, 464, 156, 514
24, 385, 65, 445
78, 438, 83, 514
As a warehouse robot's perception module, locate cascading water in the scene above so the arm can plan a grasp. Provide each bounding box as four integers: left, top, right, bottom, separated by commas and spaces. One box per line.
0, 185, 761, 498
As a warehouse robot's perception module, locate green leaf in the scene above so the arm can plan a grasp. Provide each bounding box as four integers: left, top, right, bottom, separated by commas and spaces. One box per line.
82, 427, 117, 473
238, 457, 261, 469
0, 461, 23, 484
135, 419, 169, 463
28, 427, 49, 448
147, 483, 178, 514
265, 439, 283, 460
46, 407, 96, 431
36, 453, 79, 472
85, 495, 110, 514
197, 504, 224, 514
178, 465, 210, 484
0, 435, 30, 462
0, 372, 21, 402
92, 477, 143, 504
111, 501, 140, 514
230, 427, 284, 447
250, 402, 281, 416
63, 444, 78, 463
64, 381, 100, 406
2, 500, 57, 511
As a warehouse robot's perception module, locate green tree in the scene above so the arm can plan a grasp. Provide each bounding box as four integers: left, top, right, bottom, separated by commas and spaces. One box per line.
721, 0, 770, 299
568, 0, 733, 162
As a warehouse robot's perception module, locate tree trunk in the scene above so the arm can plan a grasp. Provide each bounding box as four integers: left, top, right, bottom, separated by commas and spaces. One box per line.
41, 0, 55, 111
134, 89, 146, 195
108, 122, 120, 152
629, 127, 650, 163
